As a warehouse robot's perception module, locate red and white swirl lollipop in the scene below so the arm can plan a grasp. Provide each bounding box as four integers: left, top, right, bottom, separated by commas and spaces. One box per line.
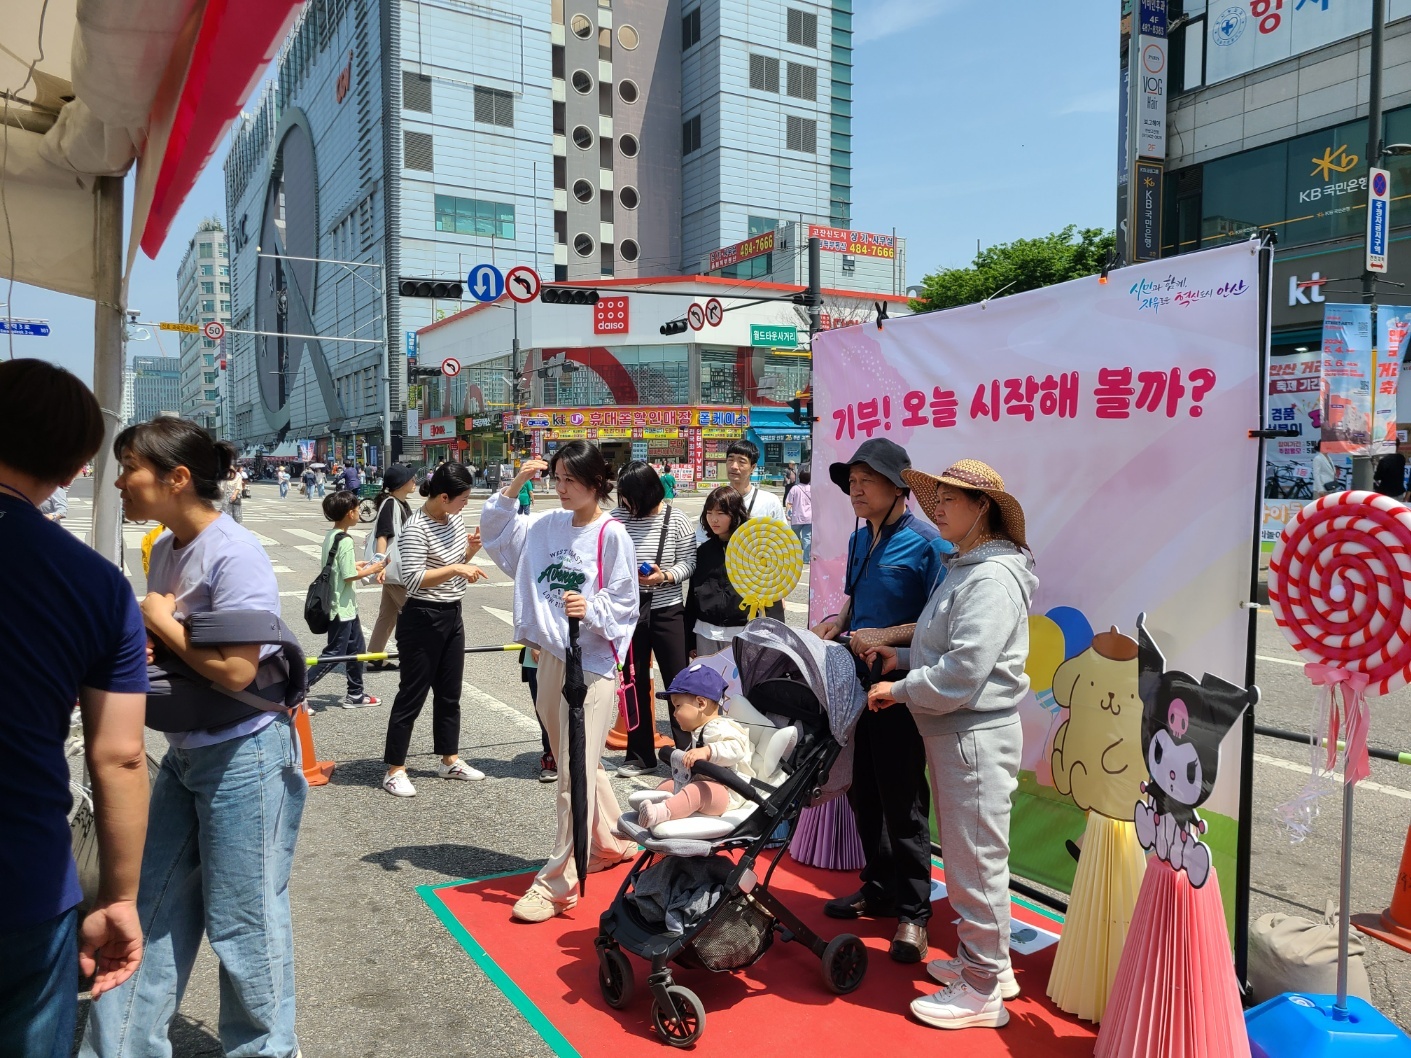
1268, 490, 1411, 695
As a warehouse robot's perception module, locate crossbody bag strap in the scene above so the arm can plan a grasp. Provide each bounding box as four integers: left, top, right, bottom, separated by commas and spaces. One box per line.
327, 531, 349, 568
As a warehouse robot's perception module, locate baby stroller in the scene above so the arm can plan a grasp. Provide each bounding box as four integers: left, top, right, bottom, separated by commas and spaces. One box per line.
596, 619, 869, 1047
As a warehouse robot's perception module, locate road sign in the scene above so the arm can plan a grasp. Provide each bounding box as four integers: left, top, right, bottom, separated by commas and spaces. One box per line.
505, 265, 542, 303
202, 320, 226, 341
442, 357, 462, 377
750, 324, 798, 348
0, 318, 50, 336
1368, 166, 1391, 274
687, 303, 706, 331
405, 331, 418, 356
159, 321, 200, 334
704, 298, 724, 326
467, 263, 505, 302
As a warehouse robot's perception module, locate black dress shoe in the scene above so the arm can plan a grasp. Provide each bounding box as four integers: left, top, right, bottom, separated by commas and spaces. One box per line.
889, 921, 928, 964
823, 889, 898, 920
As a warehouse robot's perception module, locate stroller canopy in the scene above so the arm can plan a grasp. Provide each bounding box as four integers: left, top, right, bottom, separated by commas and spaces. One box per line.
732, 619, 867, 748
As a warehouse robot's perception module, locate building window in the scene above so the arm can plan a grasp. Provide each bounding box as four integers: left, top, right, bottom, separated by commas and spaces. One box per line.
573, 179, 595, 203
602, 243, 616, 275
621, 238, 640, 262
201, 281, 215, 294
202, 299, 216, 312
553, 100, 566, 134
219, 282, 230, 293
600, 189, 614, 222
682, 114, 702, 155
204, 371, 218, 384
619, 79, 639, 104
787, 8, 818, 47
619, 133, 639, 158
218, 265, 229, 276
552, 45, 565, 80
785, 114, 817, 153
554, 210, 568, 242
619, 186, 639, 209
220, 300, 230, 312
199, 242, 213, 257
786, 62, 817, 101
434, 194, 516, 239
200, 264, 213, 276
205, 389, 220, 401
682, 7, 701, 49
571, 69, 594, 94
599, 82, 613, 116
750, 54, 780, 93
601, 137, 615, 167
553, 155, 567, 189
574, 233, 596, 257
474, 86, 514, 127
403, 130, 434, 171
748, 215, 777, 236
618, 25, 639, 49
572, 124, 595, 150
402, 70, 432, 112
570, 12, 593, 36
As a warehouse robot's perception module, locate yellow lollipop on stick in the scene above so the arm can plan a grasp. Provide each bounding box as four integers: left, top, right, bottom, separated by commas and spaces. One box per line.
725, 517, 804, 620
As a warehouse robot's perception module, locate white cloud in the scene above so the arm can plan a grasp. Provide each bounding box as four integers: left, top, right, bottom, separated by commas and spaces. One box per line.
1056, 90, 1119, 116
854, 0, 959, 45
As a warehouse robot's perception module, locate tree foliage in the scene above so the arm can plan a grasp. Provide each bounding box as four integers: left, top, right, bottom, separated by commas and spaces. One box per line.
910, 225, 1116, 313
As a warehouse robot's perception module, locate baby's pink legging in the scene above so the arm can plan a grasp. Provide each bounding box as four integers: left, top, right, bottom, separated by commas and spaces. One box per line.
653, 778, 732, 819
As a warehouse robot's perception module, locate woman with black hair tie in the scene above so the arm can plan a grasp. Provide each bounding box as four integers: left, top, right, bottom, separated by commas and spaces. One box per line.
380, 462, 490, 798
611, 460, 697, 776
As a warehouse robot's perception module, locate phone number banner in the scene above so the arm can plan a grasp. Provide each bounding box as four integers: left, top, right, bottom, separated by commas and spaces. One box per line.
811, 241, 1263, 925
1319, 303, 1404, 456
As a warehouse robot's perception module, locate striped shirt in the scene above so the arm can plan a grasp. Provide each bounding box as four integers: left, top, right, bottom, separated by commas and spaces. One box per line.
398, 509, 472, 602
610, 505, 697, 610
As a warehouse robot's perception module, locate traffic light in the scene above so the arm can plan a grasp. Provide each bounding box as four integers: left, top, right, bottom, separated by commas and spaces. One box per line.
399, 277, 464, 299
540, 287, 600, 305
660, 318, 689, 336
788, 395, 814, 426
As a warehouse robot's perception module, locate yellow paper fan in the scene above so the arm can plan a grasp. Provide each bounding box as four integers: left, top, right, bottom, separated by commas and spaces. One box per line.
725, 517, 804, 619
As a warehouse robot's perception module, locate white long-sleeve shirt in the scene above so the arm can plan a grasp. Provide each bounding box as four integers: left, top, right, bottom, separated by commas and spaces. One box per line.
480, 493, 639, 677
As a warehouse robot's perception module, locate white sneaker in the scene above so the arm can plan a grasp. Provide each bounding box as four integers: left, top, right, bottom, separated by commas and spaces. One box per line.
383, 771, 416, 797
926, 956, 1020, 999
438, 759, 486, 781
910, 980, 1009, 1030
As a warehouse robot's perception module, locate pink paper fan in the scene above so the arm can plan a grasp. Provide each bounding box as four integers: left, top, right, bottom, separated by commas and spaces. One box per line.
789, 797, 865, 871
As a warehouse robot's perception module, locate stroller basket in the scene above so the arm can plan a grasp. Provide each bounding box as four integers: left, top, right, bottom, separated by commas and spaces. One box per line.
678, 893, 775, 972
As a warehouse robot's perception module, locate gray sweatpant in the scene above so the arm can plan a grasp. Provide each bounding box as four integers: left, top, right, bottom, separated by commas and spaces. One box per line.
925, 716, 1022, 994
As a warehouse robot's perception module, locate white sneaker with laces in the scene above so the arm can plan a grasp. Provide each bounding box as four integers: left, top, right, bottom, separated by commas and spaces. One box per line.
926, 956, 1020, 999
383, 771, 417, 798
438, 759, 486, 781
910, 980, 1009, 1030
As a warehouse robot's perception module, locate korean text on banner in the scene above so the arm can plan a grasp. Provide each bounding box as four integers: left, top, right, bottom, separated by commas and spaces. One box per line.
811, 242, 1263, 936
1320, 303, 1401, 456
1261, 348, 1327, 545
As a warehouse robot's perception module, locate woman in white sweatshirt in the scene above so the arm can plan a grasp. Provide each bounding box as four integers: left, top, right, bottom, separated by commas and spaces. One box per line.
480, 441, 640, 922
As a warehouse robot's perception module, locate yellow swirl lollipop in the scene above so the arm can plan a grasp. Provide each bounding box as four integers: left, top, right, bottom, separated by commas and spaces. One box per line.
725, 517, 804, 619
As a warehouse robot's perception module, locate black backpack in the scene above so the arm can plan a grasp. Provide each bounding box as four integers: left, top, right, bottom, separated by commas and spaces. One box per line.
304, 531, 350, 634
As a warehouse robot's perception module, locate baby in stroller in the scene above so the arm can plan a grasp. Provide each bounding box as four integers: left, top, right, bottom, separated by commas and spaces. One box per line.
636, 665, 753, 831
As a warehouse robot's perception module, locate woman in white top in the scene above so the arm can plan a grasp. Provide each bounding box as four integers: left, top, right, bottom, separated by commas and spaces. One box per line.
380, 463, 489, 797
480, 441, 639, 923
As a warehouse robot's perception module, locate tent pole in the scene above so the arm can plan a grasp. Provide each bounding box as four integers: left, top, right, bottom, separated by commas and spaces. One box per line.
90, 175, 125, 567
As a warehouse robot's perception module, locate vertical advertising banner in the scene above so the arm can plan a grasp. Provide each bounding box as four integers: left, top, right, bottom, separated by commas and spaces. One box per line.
1136, 0, 1167, 160
1319, 303, 1400, 456
811, 243, 1263, 931
1262, 350, 1322, 543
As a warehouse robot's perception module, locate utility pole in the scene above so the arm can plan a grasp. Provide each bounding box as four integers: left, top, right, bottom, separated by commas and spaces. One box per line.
1355, 0, 1388, 493
807, 235, 822, 337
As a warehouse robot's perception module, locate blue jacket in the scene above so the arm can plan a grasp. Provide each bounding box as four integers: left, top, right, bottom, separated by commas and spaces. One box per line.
843, 510, 950, 632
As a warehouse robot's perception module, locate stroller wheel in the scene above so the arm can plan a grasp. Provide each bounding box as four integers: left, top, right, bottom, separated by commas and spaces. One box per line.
821, 934, 868, 995
651, 985, 706, 1047
598, 947, 634, 1009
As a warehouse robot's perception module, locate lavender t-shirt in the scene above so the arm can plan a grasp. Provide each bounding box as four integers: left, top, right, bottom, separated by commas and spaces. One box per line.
146, 513, 282, 749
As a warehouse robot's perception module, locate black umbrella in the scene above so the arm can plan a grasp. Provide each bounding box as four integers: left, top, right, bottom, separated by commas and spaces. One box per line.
565, 616, 590, 896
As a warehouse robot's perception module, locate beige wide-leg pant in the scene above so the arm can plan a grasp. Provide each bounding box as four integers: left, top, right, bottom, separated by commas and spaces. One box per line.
531, 650, 635, 901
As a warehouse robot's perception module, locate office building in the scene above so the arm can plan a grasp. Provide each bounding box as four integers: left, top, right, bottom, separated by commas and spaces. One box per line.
130, 356, 182, 424
176, 218, 231, 436
223, 0, 890, 460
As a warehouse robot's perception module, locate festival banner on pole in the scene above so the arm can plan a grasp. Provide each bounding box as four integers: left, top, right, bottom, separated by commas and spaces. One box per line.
811, 242, 1264, 935
1262, 349, 1322, 544
1319, 302, 1401, 456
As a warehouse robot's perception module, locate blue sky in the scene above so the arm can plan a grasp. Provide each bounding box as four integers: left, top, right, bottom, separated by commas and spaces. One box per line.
6, 0, 1115, 383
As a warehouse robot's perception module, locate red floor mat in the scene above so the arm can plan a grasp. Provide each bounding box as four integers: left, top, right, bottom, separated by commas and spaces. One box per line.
421, 852, 1097, 1056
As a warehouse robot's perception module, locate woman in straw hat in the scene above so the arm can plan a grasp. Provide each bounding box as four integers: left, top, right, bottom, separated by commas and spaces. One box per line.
862, 459, 1037, 1031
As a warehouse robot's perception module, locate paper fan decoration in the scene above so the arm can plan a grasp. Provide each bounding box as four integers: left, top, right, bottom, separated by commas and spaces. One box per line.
725, 517, 804, 619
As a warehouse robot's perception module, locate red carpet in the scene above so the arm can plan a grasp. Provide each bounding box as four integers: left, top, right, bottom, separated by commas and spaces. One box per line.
420, 853, 1097, 1056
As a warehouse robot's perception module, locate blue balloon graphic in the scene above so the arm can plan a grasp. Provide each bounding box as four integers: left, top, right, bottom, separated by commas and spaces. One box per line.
1045, 606, 1094, 661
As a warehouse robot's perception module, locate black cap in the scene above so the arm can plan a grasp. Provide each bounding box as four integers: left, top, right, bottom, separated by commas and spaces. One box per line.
829, 438, 912, 493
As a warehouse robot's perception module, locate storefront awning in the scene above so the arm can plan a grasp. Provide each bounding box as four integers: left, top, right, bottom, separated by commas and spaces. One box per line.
748, 407, 812, 441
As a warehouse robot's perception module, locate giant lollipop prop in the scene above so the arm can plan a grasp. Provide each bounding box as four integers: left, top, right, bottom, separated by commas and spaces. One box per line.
725, 517, 804, 619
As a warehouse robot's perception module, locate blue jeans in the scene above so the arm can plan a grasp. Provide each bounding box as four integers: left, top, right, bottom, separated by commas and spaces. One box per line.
0, 906, 79, 1058
80, 717, 307, 1058
794, 523, 812, 562
278, 482, 288, 498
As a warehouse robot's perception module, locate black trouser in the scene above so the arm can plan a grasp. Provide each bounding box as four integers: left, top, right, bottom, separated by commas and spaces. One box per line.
525, 666, 551, 757
624, 603, 691, 765
307, 615, 366, 697
383, 598, 464, 767
847, 700, 933, 923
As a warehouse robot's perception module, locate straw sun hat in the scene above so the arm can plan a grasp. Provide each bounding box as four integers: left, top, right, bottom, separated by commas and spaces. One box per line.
900, 459, 1028, 552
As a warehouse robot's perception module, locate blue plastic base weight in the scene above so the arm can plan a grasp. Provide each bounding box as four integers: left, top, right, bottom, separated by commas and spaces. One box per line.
1246, 993, 1411, 1057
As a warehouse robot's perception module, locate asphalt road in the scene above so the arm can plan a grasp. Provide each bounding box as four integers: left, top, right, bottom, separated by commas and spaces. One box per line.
58, 476, 1411, 1052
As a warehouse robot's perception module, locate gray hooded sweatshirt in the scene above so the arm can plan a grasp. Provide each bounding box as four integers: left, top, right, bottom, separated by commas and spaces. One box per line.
890, 539, 1037, 737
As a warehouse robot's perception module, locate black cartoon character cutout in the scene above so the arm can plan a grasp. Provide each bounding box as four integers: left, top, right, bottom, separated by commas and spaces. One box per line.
1133, 615, 1257, 889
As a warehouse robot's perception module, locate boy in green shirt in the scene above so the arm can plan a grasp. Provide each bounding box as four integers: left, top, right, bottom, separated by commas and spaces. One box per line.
517, 477, 534, 515
308, 490, 385, 706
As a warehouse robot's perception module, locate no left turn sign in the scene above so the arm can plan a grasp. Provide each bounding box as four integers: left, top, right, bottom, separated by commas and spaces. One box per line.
687, 303, 706, 331
704, 298, 724, 326
202, 320, 225, 341
442, 357, 462, 377
505, 265, 541, 303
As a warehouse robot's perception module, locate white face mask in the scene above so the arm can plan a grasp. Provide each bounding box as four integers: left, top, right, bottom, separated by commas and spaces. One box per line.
954, 500, 990, 552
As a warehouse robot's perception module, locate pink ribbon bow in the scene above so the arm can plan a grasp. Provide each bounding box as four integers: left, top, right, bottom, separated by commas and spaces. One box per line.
1305, 663, 1372, 785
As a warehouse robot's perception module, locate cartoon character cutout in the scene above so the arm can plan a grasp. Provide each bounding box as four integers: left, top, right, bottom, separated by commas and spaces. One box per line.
1133, 615, 1257, 889
1049, 626, 1147, 820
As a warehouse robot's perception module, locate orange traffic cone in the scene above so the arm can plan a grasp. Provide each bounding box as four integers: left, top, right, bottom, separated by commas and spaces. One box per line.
1352, 819, 1411, 953
294, 705, 336, 787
